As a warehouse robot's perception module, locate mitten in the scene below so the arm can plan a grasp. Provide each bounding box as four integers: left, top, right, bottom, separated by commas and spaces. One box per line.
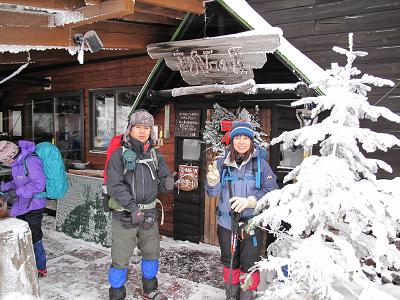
229, 196, 257, 213
120, 209, 144, 229
3, 189, 16, 205
164, 171, 177, 191
207, 161, 220, 186
131, 209, 144, 226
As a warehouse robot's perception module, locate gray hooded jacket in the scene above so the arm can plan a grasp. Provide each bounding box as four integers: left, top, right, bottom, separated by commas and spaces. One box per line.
106, 138, 170, 219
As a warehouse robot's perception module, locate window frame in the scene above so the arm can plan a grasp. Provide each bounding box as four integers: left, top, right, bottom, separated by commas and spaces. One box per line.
89, 86, 141, 153
29, 90, 84, 155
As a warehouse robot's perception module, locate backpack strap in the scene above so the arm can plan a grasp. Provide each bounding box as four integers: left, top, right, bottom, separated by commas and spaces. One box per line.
24, 153, 38, 176
221, 156, 262, 190
150, 148, 159, 170
252, 154, 261, 190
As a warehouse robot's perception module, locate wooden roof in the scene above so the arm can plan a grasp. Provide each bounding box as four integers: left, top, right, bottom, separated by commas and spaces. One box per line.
0, 0, 204, 72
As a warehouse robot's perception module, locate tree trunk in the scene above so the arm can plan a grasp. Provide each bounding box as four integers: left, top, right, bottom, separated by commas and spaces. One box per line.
0, 218, 40, 298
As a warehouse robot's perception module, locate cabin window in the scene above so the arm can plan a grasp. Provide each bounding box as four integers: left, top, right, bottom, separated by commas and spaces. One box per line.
10, 110, 22, 137
30, 92, 83, 163
89, 87, 141, 152
182, 139, 201, 161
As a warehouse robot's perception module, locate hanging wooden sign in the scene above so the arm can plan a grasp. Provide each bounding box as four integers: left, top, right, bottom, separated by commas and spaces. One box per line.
147, 30, 280, 85
176, 165, 199, 191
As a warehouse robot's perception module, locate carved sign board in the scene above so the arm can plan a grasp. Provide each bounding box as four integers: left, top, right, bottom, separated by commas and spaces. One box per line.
147, 30, 280, 85
175, 110, 201, 138
176, 165, 199, 191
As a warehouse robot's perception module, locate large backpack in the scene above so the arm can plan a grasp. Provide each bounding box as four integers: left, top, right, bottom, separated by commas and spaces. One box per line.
24, 142, 68, 200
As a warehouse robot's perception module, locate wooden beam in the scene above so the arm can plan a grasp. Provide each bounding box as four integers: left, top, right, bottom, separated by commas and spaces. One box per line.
134, 2, 185, 20
0, 49, 144, 65
0, 0, 85, 10
136, 0, 204, 14
62, 0, 134, 28
0, 25, 162, 50
77, 21, 169, 37
0, 27, 70, 47
84, 0, 99, 5
0, 11, 50, 26
120, 12, 180, 26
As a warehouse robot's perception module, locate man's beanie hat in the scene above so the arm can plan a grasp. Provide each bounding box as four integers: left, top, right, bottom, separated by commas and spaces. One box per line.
129, 109, 154, 127
123, 109, 155, 144
230, 121, 254, 142
0, 141, 19, 162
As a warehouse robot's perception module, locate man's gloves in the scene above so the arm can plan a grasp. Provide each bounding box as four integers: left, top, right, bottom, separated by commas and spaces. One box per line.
164, 171, 177, 191
143, 210, 157, 230
207, 161, 220, 186
120, 209, 144, 229
229, 196, 257, 213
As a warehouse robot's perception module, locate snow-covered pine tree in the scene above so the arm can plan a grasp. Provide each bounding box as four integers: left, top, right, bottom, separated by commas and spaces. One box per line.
251, 33, 400, 299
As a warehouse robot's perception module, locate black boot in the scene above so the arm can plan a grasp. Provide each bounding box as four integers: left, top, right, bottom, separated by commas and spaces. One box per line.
109, 286, 126, 300
240, 289, 256, 300
142, 277, 168, 300
225, 283, 240, 300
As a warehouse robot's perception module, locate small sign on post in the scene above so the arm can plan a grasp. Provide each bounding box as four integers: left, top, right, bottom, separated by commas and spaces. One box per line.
175, 110, 201, 138
176, 165, 199, 192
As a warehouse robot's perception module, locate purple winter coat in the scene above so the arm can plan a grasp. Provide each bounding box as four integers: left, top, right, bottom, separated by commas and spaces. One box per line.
1, 140, 46, 217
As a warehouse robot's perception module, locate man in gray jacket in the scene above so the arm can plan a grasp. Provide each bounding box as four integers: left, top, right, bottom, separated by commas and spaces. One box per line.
106, 109, 175, 300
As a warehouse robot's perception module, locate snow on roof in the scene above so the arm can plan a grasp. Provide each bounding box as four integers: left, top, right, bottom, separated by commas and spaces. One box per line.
219, 0, 328, 93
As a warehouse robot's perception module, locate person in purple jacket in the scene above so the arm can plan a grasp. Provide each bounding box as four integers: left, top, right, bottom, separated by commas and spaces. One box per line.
206, 121, 278, 300
0, 140, 47, 277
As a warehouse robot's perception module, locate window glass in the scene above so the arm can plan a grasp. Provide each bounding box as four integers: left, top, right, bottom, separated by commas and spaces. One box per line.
33, 99, 53, 142
90, 87, 140, 151
182, 139, 201, 161
55, 95, 82, 161
93, 92, 114, 149
116, 91, 136, 135
12, 111, 22, 136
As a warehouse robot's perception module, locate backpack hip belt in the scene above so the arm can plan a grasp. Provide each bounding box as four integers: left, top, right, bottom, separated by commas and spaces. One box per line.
109, 198, 164, 225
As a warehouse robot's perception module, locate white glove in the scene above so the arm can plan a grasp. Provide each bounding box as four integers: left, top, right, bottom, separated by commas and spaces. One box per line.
207, 161, 220, 186
229, 196, 257, 213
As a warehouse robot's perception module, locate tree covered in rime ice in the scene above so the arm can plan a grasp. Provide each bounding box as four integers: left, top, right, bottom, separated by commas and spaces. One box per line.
251, 34, 400, 299
203, 103, 268, 155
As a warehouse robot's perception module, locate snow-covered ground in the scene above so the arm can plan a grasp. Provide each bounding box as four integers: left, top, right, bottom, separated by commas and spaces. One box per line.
3, 215, 225, 300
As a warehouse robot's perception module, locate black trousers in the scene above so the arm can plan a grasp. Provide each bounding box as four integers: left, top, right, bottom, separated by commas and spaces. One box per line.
17, 208, 45, 243
217, 224, 263, 272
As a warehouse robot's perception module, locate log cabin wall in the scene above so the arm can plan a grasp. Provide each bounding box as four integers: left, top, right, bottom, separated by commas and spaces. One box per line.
2, 55, 155, 169
1, 56, 176, 237
248, 0, 400, 179
154, 102, 176, 237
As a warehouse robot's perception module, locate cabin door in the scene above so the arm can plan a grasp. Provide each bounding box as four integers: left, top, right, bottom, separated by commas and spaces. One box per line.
173, 136, 204, 243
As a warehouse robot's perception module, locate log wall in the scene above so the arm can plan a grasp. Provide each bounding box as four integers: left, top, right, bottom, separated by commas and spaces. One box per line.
249, 0, 400, 179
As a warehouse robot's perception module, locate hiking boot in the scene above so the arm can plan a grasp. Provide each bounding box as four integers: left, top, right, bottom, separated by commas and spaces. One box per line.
37, 269, 48, 278
225, 283, 240, 300
109, 286, 126, 300
144, 290, 168, 300
240, 290, 256, 300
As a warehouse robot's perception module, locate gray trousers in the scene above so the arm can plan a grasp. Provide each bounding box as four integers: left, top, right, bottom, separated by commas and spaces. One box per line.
111, 217, 160, 269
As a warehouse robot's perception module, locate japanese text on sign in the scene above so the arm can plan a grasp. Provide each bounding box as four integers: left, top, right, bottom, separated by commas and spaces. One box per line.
175, 110, 201, 138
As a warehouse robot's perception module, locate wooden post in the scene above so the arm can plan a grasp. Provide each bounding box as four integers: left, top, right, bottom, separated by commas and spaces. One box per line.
0, 218, 40, 298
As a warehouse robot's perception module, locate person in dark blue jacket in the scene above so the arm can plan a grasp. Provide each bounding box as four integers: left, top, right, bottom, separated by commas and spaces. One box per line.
206, 121, 278, 300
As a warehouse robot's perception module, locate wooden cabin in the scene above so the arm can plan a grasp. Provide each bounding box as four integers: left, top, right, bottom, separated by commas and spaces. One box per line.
1, 0, 399, 246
